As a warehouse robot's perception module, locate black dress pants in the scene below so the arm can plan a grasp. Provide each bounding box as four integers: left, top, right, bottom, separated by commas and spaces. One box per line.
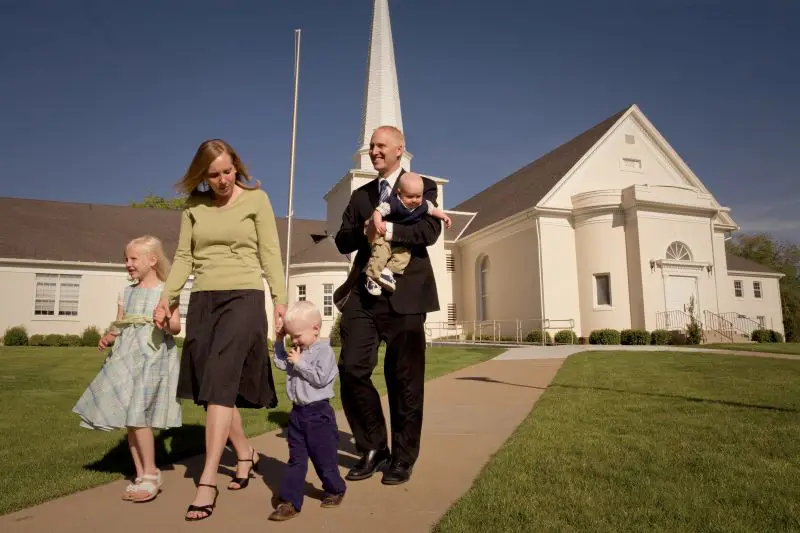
338, 286, 426, 465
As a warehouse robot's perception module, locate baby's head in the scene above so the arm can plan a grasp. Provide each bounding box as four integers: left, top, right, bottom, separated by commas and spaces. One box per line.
282, 300, 322, 350
397, 172, 424, 209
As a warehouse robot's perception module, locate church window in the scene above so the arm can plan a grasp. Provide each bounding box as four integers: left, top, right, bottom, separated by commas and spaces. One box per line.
666, 242, 693, 261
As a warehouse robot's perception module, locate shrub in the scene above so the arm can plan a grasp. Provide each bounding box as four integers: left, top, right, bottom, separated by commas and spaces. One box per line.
524, 329, 552, 345
81, 326, 102, 347
621, 329, 649, 345
64, 334, 82, 347
650, 329, 670, 345
29, 334, 45, 346
752, 329, 784, 343
3, 326, 29, 346
685, 297, 702, 345
589, 329, 620, 345
329, 313, 342, 347
175, 337, 185, 348
554, 330, 578, 345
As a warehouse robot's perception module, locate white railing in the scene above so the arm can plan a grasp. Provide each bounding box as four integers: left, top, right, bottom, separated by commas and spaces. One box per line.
721, 312, 764, 338
425, 318, 577, 345
702, 310, 736, 342
655, 309, 700, 332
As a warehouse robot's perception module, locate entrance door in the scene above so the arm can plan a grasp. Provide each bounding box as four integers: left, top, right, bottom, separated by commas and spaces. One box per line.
664, 275, 698, 329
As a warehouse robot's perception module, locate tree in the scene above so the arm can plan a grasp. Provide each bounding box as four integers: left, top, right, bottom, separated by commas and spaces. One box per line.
131, 194, 186, 210
726, 233, 800, 341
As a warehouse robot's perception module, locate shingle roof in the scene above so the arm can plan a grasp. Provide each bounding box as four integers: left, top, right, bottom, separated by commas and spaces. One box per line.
452, 107, 629, 237
443, 211, 477, 242
0, 197, 346, 266
726, 252, 780, 274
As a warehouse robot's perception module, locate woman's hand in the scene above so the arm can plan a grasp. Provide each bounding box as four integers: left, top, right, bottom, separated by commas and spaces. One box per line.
153, 298, 171, 330
274, 303, 287, 335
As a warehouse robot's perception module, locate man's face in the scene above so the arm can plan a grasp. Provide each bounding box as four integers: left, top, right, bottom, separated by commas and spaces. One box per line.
369, 128, 403, 175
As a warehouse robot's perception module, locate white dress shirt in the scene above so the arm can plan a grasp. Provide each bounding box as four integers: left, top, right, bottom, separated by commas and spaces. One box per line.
378, 166, 404, 242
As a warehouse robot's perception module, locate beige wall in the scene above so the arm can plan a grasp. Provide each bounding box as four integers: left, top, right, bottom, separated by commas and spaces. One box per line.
574, 211, 632, 336
456, 218, 541, 337
538, 217, 581, 335
544, 116, 696, 209
0, 262, 129, 337
286, 265, 349, 338
632, 209, 718, 331
726, 273, 784, 336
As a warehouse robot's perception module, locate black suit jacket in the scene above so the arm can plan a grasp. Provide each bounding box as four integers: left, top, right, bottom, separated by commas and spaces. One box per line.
334, 170, 442, 315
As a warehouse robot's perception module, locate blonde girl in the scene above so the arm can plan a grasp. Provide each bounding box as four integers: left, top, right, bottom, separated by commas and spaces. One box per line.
73, 236, 182, 503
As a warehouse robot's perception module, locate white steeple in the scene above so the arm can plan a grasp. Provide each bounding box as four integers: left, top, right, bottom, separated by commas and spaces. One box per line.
353, 0, 413, 171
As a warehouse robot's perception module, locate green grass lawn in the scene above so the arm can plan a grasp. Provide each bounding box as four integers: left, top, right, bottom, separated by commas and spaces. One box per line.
0, 344, 501, 516
704, 342, 800, 356
434, 351, 800, 533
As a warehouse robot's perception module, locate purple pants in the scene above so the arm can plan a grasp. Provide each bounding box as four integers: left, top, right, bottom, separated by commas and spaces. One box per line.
279, 399, 346, 510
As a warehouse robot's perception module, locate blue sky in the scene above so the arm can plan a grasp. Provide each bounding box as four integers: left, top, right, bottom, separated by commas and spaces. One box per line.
1, 0, 798, 242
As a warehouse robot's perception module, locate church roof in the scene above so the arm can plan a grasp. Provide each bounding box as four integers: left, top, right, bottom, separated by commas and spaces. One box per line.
452, 107, 629, 237
725, 252, 781, 274
0, 196, 347, 267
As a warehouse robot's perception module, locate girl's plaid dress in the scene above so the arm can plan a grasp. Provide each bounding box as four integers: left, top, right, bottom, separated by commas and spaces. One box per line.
73, 283, 182, 430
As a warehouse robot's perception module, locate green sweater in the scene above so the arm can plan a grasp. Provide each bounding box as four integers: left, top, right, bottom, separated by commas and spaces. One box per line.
163, 188, 287, 307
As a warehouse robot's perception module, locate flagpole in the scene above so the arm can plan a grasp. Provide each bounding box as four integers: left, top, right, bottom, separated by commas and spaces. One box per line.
285, 29, 301, 291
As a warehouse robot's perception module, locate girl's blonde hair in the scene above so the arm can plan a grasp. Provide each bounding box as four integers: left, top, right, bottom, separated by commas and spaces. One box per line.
127, 236, 171, 282
175, 139, 260, 196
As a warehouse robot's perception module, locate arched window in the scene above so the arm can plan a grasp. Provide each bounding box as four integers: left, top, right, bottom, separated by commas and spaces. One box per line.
476, 255, 489, 321
666, 241, 693, 261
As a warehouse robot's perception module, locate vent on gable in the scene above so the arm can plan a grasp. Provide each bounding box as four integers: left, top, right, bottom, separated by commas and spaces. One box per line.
625, 134, 635, 144
621, 157, 642, 170
447, 303, 457, 324
445, 250, 455, 273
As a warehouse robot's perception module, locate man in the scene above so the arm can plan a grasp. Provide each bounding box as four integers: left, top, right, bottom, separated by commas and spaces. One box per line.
333, 125, 441, 485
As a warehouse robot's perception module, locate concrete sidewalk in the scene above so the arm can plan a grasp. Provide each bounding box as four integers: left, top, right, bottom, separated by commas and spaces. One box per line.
1, 357, 563, 533
494, 344, 800, 361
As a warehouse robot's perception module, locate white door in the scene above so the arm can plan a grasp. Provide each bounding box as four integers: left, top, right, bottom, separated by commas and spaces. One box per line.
664, 276, 698, 329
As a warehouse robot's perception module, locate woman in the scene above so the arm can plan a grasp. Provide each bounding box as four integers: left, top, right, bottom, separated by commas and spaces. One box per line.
154, 139, 286, 521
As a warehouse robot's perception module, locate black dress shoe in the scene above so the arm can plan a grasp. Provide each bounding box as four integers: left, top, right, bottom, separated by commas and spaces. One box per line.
381, 461, 412, 485
345, 448, 391, 481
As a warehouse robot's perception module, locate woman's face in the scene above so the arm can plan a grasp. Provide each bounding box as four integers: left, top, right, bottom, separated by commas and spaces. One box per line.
205, 152, 237, 199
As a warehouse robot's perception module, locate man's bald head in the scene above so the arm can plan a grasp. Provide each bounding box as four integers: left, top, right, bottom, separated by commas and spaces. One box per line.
369, 125, 406, 176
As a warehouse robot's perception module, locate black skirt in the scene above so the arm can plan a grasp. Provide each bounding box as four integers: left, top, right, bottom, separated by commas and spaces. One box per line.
177, 289, 278, 409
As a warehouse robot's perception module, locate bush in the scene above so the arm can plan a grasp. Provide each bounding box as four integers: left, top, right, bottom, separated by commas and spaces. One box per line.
81, 326, 102, 347
589, 329, 621, 345
3, 326, 29, 346
175, 337, 185, 348
621, 329, 649, 345
650, 329, 670, 345
329, 313, 342, 347
64, 334, 82, 347
752, 329, 784, 343
554, 330, 578, 345
685, 297, 702, 345
29, 334, 45, 346
524, 329, 552, 345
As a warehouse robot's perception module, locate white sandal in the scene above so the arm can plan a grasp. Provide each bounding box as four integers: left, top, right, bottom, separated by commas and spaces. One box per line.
129, 470, 163, 503
122, 477, 143, 500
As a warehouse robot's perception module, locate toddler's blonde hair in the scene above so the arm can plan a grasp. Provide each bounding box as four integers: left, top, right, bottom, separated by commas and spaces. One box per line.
127, 235, 171, 282
284, 300, 322, 328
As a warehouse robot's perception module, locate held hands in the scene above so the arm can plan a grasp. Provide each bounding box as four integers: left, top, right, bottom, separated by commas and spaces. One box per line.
153, 298, 171, 330
274, 304, 287, 336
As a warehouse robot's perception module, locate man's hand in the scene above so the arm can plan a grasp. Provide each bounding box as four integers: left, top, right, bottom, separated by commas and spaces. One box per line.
364, 219, 379, 242
287, 347, 302, 365
98, 333, 116, 351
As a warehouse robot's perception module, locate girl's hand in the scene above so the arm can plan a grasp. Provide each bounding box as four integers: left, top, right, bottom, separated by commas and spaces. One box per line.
153, 298, 171, 329
287, 347, 302, 365
98, 333, 116, 351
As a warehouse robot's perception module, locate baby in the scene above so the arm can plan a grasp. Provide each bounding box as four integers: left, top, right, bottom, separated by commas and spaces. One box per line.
366, 172, 452, 295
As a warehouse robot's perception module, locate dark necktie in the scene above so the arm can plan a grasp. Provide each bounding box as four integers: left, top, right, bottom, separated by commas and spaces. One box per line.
379, 179, 390, 204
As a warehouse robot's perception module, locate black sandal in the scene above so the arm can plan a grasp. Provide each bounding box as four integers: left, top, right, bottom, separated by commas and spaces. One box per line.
228, 448, 259, 490
185, 484, 219, 522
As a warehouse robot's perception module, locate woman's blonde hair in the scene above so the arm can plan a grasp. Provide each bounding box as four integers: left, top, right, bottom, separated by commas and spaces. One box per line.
127, 235, 171, 282
176, 139, 260, 196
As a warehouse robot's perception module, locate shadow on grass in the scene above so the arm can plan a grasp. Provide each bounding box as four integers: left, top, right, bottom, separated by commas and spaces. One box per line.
455, 376, 549, 390
551, 383, 800, 413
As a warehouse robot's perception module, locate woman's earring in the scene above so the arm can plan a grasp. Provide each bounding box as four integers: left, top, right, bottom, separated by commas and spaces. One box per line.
197, 180, 209, 193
